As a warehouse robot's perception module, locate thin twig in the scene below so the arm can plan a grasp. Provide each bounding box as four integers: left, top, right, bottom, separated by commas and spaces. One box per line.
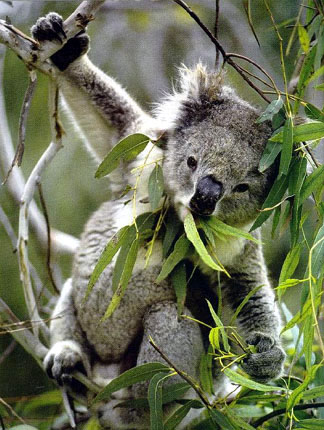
252, 402, 324, 427
0, 298, 48, 360
149, 336, 211, 408
0, 46, 79, 255
61, 387, 76, 429
0, 339, 16, 366
38, 182, 59, 294
172, 0, 270, 102
0, 398, 25, 425
2, 70, 37, 185
214, 0, 220, 69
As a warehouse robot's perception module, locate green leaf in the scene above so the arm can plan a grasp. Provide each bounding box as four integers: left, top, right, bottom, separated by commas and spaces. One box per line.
302, 384, 324, 400
209, 409, 237, 430
288, 157, 307, 197
270, 121, 324, 143
304, 103, 324, 122
148, 164, 164, 211
298, 25, 310, 53
92, 362, 170, 404
278, 244, 302, 299
315, 83, 324, 91
299, 164, 324, 205
297, 45, 317, 97
102, 238, 139, 320
251, 174, 289, 231
199, 347, 214, 394
259, 141, 281, 173
287, 364, 321, 410
296, 419, 324, 429
225, 407, 256, 430
209, 327, 221, 350
310, 223, 324, 278
224, 368, 284, 392
149, 372, 169, 430
256, 98, 283, 123
156, 235, 190, 282
85, 226, 130, 301
162, 382, 191, 404
204, 216, 260, 244
171, 262, 187, 318
206, 300, 230, 352
95, 133, 150, 178
302, 314, 315, 370
279, 117, 294, 176
162, 210, 182, 258
111, 226, 136, 292
184, 213, 224, 272
164, 400, 197, 430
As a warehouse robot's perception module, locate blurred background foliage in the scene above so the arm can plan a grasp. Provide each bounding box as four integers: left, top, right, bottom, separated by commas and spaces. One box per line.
0, 0, 323, 427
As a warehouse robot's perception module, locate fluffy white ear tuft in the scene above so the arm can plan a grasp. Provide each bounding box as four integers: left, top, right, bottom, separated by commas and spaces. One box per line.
153, 63, 223, 132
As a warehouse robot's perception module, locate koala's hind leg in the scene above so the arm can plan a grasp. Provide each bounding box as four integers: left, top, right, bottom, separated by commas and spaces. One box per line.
98, 301, 205, 429
43, 279, 91, 387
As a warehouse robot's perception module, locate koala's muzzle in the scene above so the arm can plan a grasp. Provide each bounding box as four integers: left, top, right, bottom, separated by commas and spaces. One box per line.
190, 175, 223, 216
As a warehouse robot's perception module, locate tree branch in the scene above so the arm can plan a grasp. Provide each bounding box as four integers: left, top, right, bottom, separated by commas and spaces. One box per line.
0, 46, 79, 255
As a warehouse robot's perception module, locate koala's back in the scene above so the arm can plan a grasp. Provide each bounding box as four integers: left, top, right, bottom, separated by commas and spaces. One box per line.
72, 201, 175, 362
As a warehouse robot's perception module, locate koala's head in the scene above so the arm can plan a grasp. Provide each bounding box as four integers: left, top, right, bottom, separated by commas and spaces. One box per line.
156, 65, 276, 227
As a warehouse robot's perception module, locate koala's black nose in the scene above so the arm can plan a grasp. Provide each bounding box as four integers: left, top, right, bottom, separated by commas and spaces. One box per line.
190, 175, 223, 216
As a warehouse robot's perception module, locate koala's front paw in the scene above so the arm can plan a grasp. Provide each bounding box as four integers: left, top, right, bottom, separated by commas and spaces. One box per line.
44, 340, 86, 386
31, 12, 90, 71
241, 332, 285, 382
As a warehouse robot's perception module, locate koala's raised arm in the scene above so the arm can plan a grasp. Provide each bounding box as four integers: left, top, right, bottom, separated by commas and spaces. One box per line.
31, 13, 156, 161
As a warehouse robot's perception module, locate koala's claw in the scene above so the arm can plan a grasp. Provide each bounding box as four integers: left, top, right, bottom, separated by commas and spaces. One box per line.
241, 332, 285, 382
31, 12, 66, 43
43, 341, 84, 386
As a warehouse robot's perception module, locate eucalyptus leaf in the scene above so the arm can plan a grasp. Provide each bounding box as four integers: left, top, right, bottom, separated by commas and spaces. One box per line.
224, 368, 284, 392
199, 348, 214, 394
225, 407, 256, 429
171, 262, 187, 318
256, 98, 283, 123
278, 244, 302, 299
209, 409, 237, 430
251, 174, 289, 231
279, 117, 293, 176
148, 164, 164, 211
302, 384, 324, 400
92, 362, 170, 404
259, 141, 281, 172
304, 103, 324, 122
162, 382, 191, 404
299, 164, 324, 205
85, 226, 130, 301
102, 238, 139, 320
298, 24, 310, 53
311, 223, 324, 278
206, 300, 230, 352
184, 213, 225, 272
296, 419, 324, 429
95, 133, 150, 178
156, 235, 190, 282
204, 217, 260, 244
287, 364, 320, 410
162, 210, 182, 258
270, 121, 324, 143
164, 400, 197, 430
149, 372, 169, 430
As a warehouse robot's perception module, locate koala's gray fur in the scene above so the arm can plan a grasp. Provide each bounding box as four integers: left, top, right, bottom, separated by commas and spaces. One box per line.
32, 13, 285, 429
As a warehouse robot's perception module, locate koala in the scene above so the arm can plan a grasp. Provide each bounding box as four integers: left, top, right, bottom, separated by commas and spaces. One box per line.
32, 13, 285, 429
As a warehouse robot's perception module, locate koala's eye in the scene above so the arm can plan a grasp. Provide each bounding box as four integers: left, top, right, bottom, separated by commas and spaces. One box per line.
187, 156, 197, 171
233, 183, 249, 193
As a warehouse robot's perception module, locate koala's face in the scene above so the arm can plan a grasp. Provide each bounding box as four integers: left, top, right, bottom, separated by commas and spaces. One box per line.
162, 101, 275, 227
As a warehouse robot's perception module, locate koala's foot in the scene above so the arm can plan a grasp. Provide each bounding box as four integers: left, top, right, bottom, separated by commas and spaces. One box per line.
43, 340, 90, 386
241, 332, 285, 382
31, 12, 89, 71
